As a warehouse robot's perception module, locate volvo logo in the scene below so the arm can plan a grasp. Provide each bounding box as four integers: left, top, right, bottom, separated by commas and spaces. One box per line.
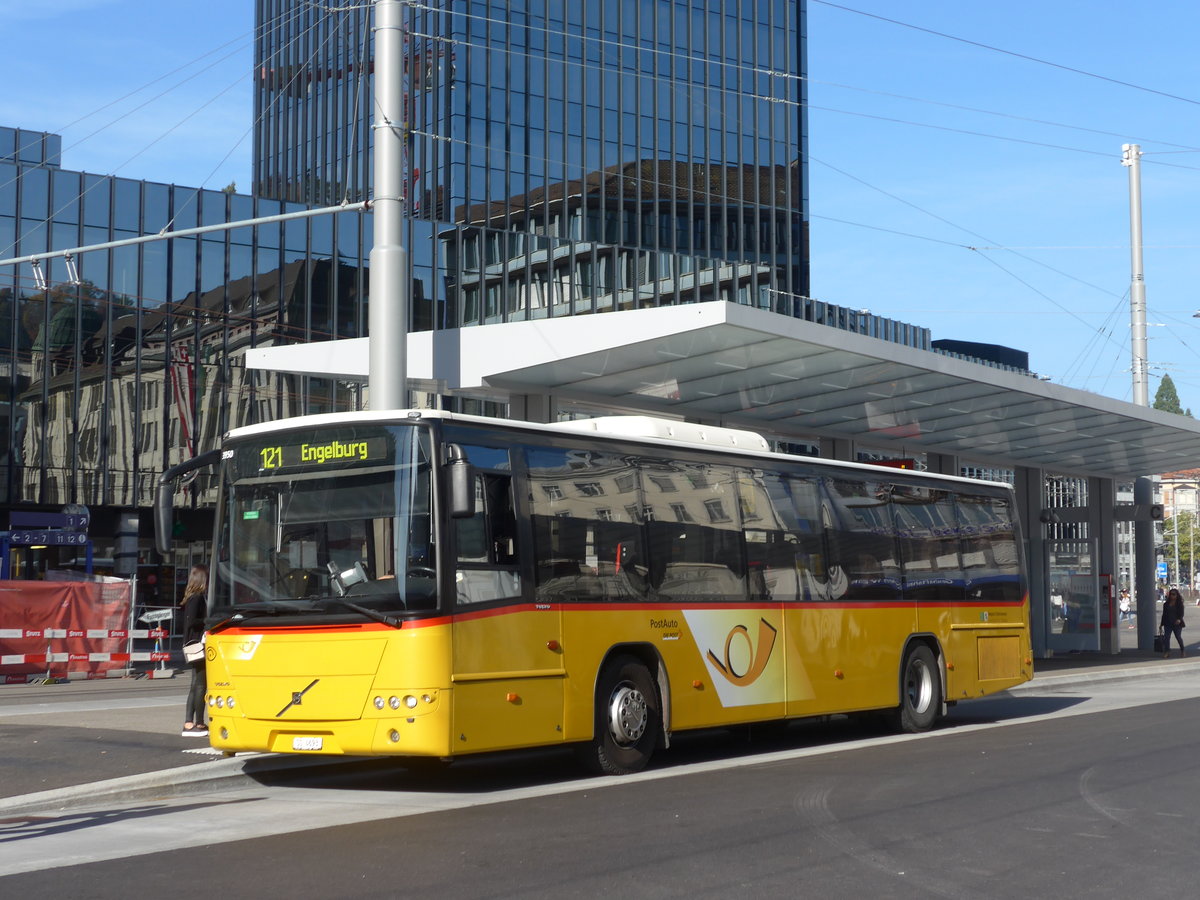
276, 678, 320, 717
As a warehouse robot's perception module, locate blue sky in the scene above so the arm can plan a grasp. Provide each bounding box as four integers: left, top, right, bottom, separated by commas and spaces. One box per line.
3, 1, 1200, 418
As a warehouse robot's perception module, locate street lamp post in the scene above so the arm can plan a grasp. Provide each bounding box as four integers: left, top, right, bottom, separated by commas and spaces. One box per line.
1173, 515, 1180, 586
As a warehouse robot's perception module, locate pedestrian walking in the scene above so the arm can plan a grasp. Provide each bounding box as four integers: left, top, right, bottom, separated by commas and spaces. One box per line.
1161, 587, 1186, 659
180, 563, 209, 735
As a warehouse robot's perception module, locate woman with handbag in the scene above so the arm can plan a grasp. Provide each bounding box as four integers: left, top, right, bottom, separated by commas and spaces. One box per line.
180, 564, 209, 736
1161, 587, 1187, 659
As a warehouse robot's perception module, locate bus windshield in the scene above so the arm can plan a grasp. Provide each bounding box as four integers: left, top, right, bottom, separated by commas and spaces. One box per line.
211, 422, 436, 618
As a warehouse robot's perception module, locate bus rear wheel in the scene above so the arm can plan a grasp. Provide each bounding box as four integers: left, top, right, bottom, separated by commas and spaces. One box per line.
580, 655, 660, 775
894, 644, 940, 733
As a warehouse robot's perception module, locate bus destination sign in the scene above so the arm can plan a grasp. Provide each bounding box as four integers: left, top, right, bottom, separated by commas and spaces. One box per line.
251, 435, 389, 473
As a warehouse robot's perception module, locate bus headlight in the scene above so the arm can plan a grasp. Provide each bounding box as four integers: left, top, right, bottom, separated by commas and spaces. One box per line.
403, 695, 418, 709
389, 696, 401, 710
374, 696, 385, 710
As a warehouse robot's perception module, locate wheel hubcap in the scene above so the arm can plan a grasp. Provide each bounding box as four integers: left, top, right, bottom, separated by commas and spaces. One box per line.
905, 660, 933, 713
607, 683, 648, 746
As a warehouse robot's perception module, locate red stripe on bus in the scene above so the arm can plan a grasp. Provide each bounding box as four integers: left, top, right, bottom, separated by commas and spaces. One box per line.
215, 594, 1028, 636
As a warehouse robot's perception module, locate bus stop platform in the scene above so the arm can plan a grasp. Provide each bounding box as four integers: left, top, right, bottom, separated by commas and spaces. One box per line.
1030, 642, 1196, 686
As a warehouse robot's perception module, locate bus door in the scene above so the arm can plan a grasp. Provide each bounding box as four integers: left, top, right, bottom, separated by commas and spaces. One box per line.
449, 449, 565, 754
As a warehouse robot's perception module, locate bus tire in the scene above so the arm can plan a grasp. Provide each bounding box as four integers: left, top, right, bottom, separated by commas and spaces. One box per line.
894, 643, 940, 733
581, 655, 660, 775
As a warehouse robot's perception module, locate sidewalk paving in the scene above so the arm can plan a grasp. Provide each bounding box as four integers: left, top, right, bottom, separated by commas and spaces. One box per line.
1, 641, 1198, 815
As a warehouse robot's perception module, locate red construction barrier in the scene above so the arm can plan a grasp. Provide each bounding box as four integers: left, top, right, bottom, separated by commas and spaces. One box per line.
0, 580, 153, 682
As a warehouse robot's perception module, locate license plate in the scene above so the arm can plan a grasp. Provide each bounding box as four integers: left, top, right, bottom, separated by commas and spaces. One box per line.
292, 736, 323, 751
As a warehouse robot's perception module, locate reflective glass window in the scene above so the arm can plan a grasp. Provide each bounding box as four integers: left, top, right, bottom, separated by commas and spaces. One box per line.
113, 179, 140, 231
51, 171, 81, 225
82, 175, 111, 228
0, 163, 16, 215
19, 167, 49, 219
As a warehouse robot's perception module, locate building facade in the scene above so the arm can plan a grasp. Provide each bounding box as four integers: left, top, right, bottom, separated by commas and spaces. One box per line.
0, 124, 369, 585
255, 0, 812, 325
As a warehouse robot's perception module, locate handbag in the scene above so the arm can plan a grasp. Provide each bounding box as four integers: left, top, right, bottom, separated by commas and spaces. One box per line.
183, 636, 205, 663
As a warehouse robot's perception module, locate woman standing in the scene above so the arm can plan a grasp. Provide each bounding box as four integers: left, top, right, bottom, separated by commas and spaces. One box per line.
180, 563, 209, 735
1161, 587, 1186, 659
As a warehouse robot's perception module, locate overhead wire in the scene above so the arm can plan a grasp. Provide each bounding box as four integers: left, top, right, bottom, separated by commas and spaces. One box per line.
808, 77, 1200, 153
810, 0, 1200, 107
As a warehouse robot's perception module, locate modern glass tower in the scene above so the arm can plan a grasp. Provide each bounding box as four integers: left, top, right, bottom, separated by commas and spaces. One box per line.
254, 1, 811, 327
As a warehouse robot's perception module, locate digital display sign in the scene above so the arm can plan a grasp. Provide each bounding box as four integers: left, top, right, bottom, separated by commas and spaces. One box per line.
237, 433, 391, 476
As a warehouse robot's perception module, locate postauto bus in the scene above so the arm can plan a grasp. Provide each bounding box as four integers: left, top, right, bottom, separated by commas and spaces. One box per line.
155, 410, 1031, 774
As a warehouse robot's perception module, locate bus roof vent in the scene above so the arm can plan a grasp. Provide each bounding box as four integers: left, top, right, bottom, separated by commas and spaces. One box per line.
556, 416, 771, 451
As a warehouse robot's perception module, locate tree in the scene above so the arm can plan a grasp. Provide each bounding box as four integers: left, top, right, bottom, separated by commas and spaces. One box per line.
1153, 374, 1188, 416
1163, 509, 1200, 585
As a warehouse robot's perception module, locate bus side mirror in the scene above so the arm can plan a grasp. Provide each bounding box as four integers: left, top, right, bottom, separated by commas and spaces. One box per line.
447, 445, 475, 519
154, 449, 221, 554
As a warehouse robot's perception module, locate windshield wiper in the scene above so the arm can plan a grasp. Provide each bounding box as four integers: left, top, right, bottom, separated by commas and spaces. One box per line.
206, 600, 313, 633
319, 597, 402, 628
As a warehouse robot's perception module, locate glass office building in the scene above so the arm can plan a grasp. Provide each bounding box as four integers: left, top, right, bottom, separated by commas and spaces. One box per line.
255, 0, 812, 326
0, 124, 369, 576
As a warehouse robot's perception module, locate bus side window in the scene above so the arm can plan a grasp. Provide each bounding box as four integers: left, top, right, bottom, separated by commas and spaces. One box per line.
823, 477, 902, 602
525, 445, 647, 602
746, 469, 826, 602
646, 460, 747, 602
454, 471, 521, 604
959, 493, 1020, 603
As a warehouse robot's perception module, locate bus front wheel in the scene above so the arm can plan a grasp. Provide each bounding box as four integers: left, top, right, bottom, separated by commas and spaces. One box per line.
581, 655, 660, 775
894, 644, 940, 733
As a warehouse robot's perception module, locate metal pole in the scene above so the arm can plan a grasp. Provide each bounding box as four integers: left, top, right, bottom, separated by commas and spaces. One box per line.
127, 573, 137, 677
1123, 143, 1149, 406
0, 202, 368, 270
1124, 144, 1158, 649
1173, 509, 1180, 585
368, 0, 409, 411
1191, 492, 1196, 597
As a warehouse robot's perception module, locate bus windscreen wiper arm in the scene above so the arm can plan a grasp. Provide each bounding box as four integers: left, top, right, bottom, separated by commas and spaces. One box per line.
207, 601, 308, 633
321, 598, 402, 628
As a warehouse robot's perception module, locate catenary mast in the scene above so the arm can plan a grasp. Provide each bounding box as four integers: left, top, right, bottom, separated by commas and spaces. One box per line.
367, 0, 409, 410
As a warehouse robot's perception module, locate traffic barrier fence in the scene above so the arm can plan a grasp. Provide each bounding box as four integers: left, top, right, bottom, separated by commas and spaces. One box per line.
0, 580, 171, 683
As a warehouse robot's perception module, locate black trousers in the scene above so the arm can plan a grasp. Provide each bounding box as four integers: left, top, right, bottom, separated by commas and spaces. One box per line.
1164, 622, 1185, 652
185, 660, 206, 723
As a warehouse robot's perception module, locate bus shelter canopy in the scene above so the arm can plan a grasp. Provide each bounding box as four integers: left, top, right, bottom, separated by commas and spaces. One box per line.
246, 301, 1200, 479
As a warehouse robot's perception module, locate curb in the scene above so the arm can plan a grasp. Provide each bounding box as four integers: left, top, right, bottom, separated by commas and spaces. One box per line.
0, 752, 371, 816
1015, 657, 1200, 692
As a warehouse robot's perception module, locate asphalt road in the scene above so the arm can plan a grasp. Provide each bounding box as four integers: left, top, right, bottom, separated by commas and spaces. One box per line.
1, 672, 1197, 898
0, 678, 200, 798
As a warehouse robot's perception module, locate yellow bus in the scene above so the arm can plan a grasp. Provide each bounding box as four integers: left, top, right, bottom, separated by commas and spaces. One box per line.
156, 410, 1031, 774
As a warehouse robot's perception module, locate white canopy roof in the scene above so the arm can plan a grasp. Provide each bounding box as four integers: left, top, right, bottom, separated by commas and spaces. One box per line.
245, 301, 1200, 479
